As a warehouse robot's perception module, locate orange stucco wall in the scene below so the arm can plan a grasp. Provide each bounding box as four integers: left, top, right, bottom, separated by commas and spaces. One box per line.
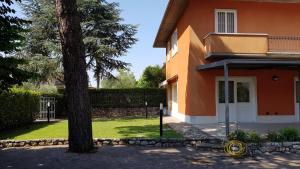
165, 0, 300, 117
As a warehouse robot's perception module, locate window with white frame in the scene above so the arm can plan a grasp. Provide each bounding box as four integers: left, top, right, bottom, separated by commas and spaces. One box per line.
215, 9, 237, 33
167, 41, 171, 61
171, 29, 178, 57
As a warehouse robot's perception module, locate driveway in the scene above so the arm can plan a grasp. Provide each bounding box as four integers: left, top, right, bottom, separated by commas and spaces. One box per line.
1, 146, 300, 169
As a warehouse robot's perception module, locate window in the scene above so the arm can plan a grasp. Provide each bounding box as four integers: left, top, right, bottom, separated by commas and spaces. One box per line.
215, 9, 237, 33
167, 41, 171, 61
218, 81, 234, 103
171, 29, 178, 57
237, 82, 250, 103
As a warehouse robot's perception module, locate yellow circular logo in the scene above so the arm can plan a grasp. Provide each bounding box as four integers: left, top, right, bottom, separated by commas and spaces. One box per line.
224, 140, 247, 158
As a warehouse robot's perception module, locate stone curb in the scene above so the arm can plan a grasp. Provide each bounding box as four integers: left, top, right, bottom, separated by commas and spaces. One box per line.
0, 138, 222, 149
2, 138, 300, 155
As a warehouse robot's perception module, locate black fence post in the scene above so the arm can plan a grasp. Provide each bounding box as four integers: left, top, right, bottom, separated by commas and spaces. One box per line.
160, 103, 163, 137
47, 102, 50, 123
145, 101, 148, 118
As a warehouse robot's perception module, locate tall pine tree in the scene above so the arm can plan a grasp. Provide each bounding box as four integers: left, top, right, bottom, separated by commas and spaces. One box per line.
21, 0, 137, 87
0, 0, 33, 91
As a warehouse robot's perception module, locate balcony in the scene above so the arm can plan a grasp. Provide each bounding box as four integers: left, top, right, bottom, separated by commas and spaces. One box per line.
204, 33, 300, 59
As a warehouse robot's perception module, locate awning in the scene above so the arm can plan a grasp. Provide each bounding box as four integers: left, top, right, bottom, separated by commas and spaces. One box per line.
197, 59, 300, 71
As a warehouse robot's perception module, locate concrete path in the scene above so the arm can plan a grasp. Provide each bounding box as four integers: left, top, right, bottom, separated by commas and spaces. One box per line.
1, 146, 300, 169
165, 116, 300, 139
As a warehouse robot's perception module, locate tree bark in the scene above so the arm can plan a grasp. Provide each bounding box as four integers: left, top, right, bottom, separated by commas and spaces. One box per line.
55, 0, 94, 153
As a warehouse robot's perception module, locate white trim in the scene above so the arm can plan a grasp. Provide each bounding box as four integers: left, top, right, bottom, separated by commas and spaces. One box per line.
257, 116, 299, 123
215, 9, 237, 33
171, 111, 217, 124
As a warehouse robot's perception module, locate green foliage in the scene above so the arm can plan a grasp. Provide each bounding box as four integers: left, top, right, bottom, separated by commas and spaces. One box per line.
0, 0, 28, 53
0, 0, 35, 91
0, 57, 36, 91
137, 65, 166, 88
247, 131, 261, 144
101, 69, 137, 89
89, 88, 166, 108
0, 89, 40, 130
14, 82, 58, 94
279, 127, 299, 142
266, 131, 283, 142
228, 130, 248, 142
20, 0, 137, 84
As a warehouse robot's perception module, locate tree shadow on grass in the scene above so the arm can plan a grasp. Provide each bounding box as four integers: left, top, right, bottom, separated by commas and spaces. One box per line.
115, 125, 182, 138
0, 121, 61, 140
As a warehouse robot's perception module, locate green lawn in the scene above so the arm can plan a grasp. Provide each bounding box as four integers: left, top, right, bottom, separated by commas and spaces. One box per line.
0, 117, 182, 140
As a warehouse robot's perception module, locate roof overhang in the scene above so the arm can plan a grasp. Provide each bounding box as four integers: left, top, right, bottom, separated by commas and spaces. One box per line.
197, 59, 300, 71
153, 0, 188, 48
153, 0, 300, 48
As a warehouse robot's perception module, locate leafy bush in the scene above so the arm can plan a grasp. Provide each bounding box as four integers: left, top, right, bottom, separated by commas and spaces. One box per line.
279, 127, 299, 142
266, 131, 282, 142
247, 131, 261, 144
0, 89, 40, 130
228, 130, 248, 142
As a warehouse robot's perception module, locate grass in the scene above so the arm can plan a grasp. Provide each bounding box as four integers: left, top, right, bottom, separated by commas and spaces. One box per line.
0, 117, 182, 140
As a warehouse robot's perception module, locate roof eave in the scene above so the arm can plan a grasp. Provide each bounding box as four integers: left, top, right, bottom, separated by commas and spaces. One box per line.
153, 0, 188, 48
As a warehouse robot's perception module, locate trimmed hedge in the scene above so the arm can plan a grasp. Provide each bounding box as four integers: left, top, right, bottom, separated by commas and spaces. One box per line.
0, 89, 40, 131
89, 88, 166, 108
58, 88, 167, 109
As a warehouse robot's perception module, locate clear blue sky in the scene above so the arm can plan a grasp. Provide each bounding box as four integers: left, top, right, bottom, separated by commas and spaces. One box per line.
13, 0, 168, 87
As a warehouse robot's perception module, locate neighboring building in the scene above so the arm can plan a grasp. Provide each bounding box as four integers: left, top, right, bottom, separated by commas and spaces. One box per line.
154, 0, 300, 124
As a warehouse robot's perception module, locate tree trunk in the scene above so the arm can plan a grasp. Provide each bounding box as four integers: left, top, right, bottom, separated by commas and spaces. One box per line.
55, 0, 94, 153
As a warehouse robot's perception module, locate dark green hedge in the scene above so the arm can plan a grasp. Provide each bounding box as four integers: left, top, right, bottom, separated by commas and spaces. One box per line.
58, 88, 167, 109
89, 88, 166, 108
0, 89, 40, 131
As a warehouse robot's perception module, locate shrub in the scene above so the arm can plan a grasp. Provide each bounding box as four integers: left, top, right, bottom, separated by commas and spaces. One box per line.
247, 131, 261, 144
279, 127, 299, 142
228, 130, 248, 142
0, 89, 40, 130
266, 131, 282, 142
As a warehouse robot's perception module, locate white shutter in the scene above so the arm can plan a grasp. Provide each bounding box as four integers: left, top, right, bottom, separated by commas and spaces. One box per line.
171, 29, 178, 57
167, 41, 171, 61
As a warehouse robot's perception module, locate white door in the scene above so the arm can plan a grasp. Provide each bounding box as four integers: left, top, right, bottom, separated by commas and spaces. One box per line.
171, 83, 178, 114
217, 77, 256, 123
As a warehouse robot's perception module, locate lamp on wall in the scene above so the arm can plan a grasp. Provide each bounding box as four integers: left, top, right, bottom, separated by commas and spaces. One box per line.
272, 75, 280, 81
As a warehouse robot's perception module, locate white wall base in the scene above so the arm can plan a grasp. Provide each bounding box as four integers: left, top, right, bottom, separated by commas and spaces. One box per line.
257, 115, 299, 123
171, 111, 300, 124
170, 111, 216, 124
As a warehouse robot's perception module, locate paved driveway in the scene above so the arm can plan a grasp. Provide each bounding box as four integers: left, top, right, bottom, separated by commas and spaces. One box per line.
1, 146, 300, 169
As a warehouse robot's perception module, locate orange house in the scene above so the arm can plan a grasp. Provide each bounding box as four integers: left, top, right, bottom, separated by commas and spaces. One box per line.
154, 0, 300, 126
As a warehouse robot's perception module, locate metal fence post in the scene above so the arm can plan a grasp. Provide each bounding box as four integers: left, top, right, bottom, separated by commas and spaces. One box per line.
160, 103, 163, 137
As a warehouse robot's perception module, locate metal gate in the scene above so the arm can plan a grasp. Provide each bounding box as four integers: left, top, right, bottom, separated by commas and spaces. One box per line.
39, 97, 56, 120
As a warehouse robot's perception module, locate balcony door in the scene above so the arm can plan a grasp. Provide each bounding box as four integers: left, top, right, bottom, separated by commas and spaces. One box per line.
216, 77, 256, 123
